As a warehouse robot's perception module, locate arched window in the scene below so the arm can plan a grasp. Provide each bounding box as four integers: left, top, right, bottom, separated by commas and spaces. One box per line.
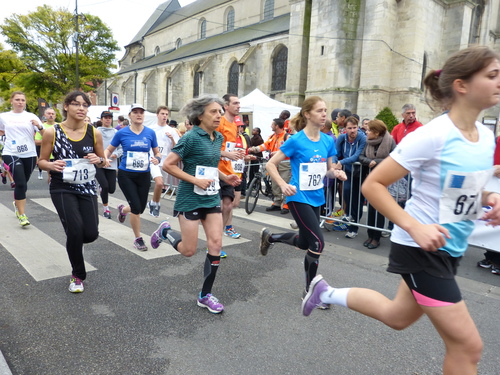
264, 0, 274, 20
227, 61, 239, 95
199, 18, 207, 39
469, 0, 484, 44
194, 67, 202, 98
154, 46, 160, 56
176, 38, 182, 49
272, 46, 288, 91
226, 7, 235, 31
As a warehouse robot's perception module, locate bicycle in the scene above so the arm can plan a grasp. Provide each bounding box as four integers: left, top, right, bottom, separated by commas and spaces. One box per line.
245, 158, 274, 214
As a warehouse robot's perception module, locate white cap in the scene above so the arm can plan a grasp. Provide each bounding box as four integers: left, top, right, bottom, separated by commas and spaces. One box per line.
129, 104, 145, 113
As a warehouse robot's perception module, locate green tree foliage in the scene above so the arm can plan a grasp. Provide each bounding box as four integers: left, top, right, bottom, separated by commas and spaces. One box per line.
375, 107, 399, 133
0, 5, 119, 103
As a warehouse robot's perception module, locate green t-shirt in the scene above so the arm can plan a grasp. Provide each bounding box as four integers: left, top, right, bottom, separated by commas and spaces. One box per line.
172, 125, 223, 212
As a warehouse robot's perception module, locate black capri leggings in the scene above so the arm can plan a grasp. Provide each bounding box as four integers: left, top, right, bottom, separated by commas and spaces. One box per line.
3, 155, 37, 200
289, 201, 325, 253
117, 170, 151, 215
95, 168, 117, 205
51, 192, 99, 280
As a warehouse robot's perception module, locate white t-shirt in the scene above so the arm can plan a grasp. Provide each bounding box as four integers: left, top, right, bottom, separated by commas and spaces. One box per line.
390, 114, 495, 257
149, 124, 180, 159
0, 111, 42, 157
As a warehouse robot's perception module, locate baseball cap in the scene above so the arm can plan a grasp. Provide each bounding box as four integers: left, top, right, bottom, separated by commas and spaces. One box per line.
234, 115, 244, 126
129, 104, 145, 113
100, 111, 113, 118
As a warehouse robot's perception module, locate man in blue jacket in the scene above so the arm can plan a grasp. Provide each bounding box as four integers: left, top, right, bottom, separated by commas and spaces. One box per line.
334, 116, 366, 238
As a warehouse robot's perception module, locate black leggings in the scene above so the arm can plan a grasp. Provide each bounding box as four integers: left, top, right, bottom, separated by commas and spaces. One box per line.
95, 168, 117, 205
3, 155, 36, 200
117, 170, 151, 215
289, 201, 325, 253
51, 192, 99, 280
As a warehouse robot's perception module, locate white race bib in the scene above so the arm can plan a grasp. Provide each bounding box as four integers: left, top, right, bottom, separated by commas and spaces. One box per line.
299, 162, 326, 191
126, 151, 149, 171
231, 149, 245, 174
194, 166, 220, 195
62, 159, 96, 184
11, 137, 34, 155
439, 169, 493, 224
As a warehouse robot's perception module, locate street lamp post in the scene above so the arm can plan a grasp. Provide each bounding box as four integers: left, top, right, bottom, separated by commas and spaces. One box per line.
74, 0, 79, 90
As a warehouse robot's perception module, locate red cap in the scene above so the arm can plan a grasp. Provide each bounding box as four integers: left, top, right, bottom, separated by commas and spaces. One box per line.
234, 116, 244, 126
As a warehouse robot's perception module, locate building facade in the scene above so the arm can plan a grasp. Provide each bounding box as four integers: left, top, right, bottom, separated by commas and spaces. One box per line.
96, 0, 500, 127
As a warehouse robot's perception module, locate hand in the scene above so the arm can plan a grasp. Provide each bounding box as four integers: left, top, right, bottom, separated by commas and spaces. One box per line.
407, 223, 451, 252
150, 157, 159, 165
369, 160, 377, 168
224, 174, 241, 187
481, 192, 500, 227
84, 153, 102, 165
51, 160, 66, 172
333, 169, 347, 181
334, 162, 343, 170
280, 183, 297, 196
195, 179, 214, 190
31, 119, 41, 128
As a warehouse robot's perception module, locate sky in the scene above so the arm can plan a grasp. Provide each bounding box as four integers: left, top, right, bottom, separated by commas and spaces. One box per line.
0, 0, 196, 60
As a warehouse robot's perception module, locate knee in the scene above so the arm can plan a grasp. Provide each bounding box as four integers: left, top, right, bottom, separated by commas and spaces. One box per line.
181, 246, 196, 257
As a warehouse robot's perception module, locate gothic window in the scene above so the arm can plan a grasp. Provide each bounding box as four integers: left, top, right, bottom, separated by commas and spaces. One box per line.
199, 19, 206, 39
176, 38, 182, 49
194, 69, 202, 98
226, 8, 235, 31
272, 46, 288, 91
227, 61, 239, 95
469, 0, 484, 44
264, 0, 274, 20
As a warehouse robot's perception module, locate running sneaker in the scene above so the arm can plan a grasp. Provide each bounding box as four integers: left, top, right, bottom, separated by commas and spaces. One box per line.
224, 226, 241, 239
381, 231, 391, 238
69, 276, 84, 293
103, 210, 111, 219
259, 228, 273, 256
18, 214, 30, 227
117, 204, 127, 223
197, 293, 224, 314
477, 259, 493, 269
147, 201, 155, 216
302, 289, 330, 310
345, 231, 357, 239
10, 182, 15, 189
205, 248, 227, 258
1, 174, 6, 184
38, 170, 43, 180
133, 237, 148, 251
492, 265, 500, 275
150, 221, 171, 249
302, 275, 330, 317
13, 201, 19, 219
152, 204, 160, 218
332, 222, 348, 231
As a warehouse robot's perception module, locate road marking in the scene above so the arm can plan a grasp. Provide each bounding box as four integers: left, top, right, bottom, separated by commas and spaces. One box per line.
0, 202, 96, 281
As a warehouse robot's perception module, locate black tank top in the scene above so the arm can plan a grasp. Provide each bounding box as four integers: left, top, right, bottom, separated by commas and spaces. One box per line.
49, 124, 97, 195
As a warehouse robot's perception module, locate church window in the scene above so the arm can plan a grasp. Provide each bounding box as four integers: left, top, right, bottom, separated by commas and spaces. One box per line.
227, 61, 239, 95
272, 46, 288, 91
200, 19, 206, 39
227, 8, 235, 31
264, 0, 274, 20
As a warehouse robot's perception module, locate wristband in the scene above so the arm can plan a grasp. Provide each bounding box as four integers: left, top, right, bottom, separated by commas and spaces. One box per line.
155, 156, 161, 163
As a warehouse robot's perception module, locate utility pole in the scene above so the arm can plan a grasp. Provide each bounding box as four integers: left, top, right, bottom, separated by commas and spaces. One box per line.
74, 0, 80, 90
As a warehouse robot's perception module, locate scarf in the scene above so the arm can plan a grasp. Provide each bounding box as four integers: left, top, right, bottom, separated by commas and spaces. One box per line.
365, 132, 393, 160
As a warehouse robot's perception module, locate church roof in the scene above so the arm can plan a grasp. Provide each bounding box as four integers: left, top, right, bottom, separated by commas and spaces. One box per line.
119, 13, 290, 74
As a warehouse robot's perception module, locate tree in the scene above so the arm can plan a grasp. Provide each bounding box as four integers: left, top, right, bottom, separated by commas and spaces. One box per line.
375, 107, 399, 133
0, 5, 119, 103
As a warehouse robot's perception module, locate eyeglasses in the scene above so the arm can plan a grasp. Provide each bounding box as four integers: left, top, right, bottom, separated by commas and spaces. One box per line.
69, 102, 90, 109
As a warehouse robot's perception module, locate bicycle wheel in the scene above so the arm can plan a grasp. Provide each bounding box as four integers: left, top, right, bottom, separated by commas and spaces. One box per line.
245, 176, 260, 214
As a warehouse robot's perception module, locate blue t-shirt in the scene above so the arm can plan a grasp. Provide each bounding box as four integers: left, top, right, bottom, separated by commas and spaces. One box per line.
280, 130, 337, 207
110, 126, 158, 172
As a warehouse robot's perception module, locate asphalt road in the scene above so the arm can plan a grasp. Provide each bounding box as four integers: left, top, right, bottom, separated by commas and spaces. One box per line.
0, 175, 499, 375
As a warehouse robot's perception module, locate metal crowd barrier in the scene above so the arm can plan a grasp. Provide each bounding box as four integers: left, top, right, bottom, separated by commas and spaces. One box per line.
320, 162, 411, 233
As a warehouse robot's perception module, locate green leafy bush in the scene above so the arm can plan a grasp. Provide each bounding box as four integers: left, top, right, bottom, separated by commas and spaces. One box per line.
375, 107, 399, 133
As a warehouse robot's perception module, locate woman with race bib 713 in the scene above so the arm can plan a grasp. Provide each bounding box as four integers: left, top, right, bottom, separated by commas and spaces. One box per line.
258, 96, 347, 308
0, 91, 44, 227
105, 104, 161, 252
38, 91, 108, 293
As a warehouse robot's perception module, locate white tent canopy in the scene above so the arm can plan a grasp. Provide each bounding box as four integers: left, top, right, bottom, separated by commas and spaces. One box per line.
86, 105, 157, 128
239, 89, 300, 140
